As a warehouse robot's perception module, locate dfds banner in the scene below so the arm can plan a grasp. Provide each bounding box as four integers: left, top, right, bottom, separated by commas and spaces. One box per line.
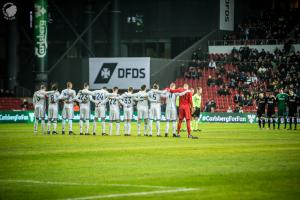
219, 0, 234, 31
89, 57, 150, 89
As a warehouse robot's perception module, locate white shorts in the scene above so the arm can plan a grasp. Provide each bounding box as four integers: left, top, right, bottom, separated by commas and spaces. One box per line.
62, 104, 74, 119
94, 106, 106, 118
123, 107, 133, 120
80, 104, 90, 120
165, 107, 177, 121
48, 104, 58, 119
149, 103, 161, 120
34, 106, 45, 119
109, 109, 120, 121
137, 106, 148, 120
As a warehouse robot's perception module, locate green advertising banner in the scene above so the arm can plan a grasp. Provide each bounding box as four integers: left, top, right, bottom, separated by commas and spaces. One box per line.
0, 111, 298, 124
34, 0, 48, 83
34, 0, 48, 59
199, 112, 257, 123
0, 111, 256, 124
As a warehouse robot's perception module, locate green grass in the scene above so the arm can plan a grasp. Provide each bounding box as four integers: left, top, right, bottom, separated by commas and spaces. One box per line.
0, 122, 300, 200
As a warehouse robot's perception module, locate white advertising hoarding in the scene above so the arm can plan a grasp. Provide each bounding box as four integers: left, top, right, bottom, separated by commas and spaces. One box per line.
219, 0, 234, 31
89, 57, 150, 89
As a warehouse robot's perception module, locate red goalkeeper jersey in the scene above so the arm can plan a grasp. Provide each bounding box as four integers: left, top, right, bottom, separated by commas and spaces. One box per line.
168, 88, 193, 108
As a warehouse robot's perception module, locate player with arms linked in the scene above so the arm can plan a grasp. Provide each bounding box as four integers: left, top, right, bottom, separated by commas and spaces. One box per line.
266, 91, 276, 129
287, 90, 299, 130
276, 89, 289, 129
256, 92, 267, 128
60, 82, 76, 135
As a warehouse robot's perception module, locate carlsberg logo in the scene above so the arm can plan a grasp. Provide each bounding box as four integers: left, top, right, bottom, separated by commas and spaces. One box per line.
35, 20, 47, 58
34, 3, 47, 58
201, 115, 247, 123
247, 114, 256, 124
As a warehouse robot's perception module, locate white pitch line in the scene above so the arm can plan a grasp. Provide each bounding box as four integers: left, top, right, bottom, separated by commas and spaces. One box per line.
104, 183, 180, 189
0, 179, 97, 186
61, 188, 198, 200
0, 179, 193, 190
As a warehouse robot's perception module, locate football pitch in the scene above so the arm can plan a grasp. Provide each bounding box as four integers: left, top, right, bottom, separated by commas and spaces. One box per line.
0, 123, 300, 200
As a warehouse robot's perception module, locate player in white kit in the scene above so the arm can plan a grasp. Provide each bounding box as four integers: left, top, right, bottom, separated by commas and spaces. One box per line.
119, 87, 134, 136
162, 83, 190, 137
134, 84, 149, 136
147, 83, 166, 137
91, 87, 109, 136
75, 83, 93, 135
33, 84, 47, 134
106, 87, 120, 136
46, 84, 60, 134
60, 82, 76, 135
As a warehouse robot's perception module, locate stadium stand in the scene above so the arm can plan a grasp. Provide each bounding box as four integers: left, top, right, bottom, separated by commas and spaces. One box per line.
222, 9, 300, 44
176, 47, 300, 113
175, 9, 300, 113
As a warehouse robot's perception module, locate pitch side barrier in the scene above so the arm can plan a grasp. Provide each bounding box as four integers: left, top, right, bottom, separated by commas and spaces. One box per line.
0, 111, 299, 124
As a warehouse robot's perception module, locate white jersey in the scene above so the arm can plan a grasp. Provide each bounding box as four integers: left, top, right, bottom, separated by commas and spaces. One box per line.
33, 90, 47, 119
33, 90, 46, 108
47, 91, 60, 119
75, 90, 93, 106
134, 91, 149, 109
163, 90, 189, 121
47, 91, 60, 106
108, 95, 120, 112
147, 89, 166, 104
163, 90, 189, 109
148, 89, 165, 120
107, 93, 120, 121
165, 91, 178, 110
92, 89, 109, 107
76, 90, 93, 120
119, 92, 134, 108
60, 89, 76, 108
119, 92, 134, 120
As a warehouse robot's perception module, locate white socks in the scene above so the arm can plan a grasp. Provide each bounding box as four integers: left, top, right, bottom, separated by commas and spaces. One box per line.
124, 121, 131, 135
102, 121, 106, 133
109, 122, 113, 135
69, 120, 73, 131
124, 121, 128, 135
172, 121, 176, 134
165, 121, 169, 133
149, 120, 153, 135
53, 120, 57, 132
137, 122, 141, 135
127, 122, 131, 135
80, 120, 83, 133
86, 121, 89, 133
116, 122, 120, 135
62, 119, 66, 131
47, 121, 51, 132
156, 120, 160, 135
34, 119, 38, 133
93, 120, 97, 133
41, 120, 45, 133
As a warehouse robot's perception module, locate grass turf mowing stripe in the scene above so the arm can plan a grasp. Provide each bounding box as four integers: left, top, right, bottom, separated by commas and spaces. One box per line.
60, 188, 199, 200
0, 179, 194, 189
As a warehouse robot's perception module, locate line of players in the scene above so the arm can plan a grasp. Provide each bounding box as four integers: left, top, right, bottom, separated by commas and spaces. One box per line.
33, 82, 192, 136
256, 89, 299, 130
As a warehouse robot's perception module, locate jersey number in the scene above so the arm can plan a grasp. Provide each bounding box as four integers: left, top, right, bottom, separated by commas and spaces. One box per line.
124, 97, 131, 104
79, 94, 88, 102
109, 98, 117, 105
151, 94, 157, 100
50, 95, 55, 103
96, 93, 104, 101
